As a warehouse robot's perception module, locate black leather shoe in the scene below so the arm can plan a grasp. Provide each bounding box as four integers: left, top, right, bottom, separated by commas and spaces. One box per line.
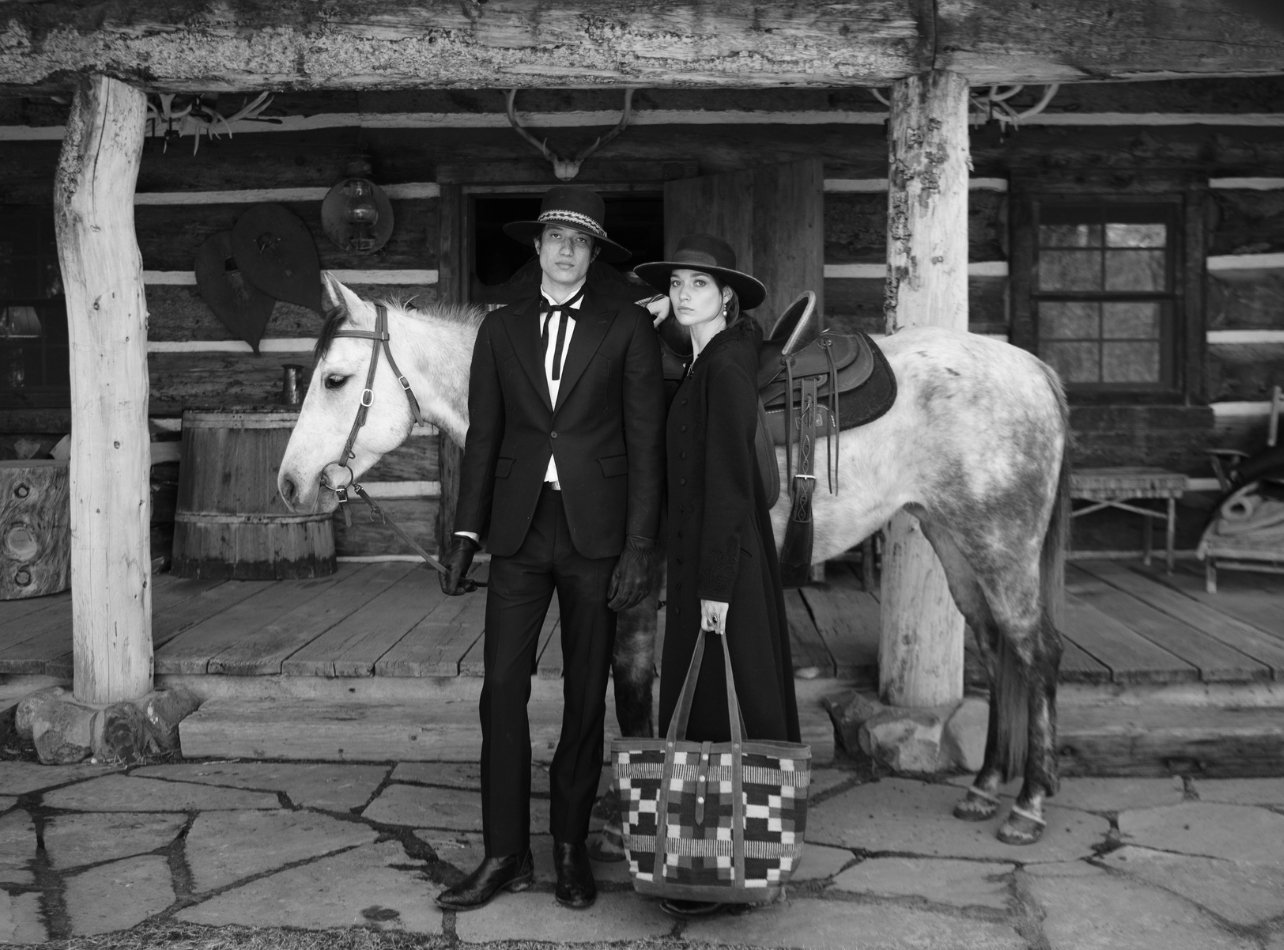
435, 850, 534, 911
553, 840, 596, 909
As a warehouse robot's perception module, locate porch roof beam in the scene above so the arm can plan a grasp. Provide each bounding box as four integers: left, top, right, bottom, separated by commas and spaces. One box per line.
1, 0, 1283, 94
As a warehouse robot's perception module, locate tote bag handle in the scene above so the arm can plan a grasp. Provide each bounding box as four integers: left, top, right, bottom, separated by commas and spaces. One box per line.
654, 628, 749, 888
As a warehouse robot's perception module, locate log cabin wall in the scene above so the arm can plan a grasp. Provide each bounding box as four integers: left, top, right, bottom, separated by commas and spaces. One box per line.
2, 79, 1283, 560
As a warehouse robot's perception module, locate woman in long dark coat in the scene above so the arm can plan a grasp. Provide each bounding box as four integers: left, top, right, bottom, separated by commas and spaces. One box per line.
634, 234, 801, 747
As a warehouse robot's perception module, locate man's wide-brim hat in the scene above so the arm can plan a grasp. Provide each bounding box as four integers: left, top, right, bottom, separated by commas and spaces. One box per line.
632, 233, 767, 310
503, 185, 631, 263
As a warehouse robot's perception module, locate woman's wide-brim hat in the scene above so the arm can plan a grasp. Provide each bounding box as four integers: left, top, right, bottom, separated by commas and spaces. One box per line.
632, 233, 767, 310
502, 184, 631, 262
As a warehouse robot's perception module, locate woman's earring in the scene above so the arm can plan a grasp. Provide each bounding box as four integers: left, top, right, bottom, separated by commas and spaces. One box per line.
721, 305, 728, 317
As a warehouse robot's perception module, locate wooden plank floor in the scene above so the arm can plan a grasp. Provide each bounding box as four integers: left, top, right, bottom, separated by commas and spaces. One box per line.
2, 557, 1282, 688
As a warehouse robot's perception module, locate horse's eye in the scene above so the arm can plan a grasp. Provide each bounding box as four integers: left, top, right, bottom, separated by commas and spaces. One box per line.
324, 374, 347, 390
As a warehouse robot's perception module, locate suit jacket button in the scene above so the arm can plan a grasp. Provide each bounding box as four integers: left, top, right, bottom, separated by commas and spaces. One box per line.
550, 431, 558, 439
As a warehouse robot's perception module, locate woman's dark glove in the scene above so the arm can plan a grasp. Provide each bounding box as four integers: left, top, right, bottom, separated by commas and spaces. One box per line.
607, 536, 655, 611
440, 536, 480, 595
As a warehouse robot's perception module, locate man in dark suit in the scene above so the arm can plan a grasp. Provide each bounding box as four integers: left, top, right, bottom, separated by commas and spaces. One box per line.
436, 185, 665, 912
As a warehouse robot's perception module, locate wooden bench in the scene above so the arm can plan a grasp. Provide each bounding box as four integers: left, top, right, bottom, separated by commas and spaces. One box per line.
1070, 467, 1189, 572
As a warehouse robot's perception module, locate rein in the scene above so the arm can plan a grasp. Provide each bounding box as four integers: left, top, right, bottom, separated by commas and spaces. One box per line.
325, 304, 480, 584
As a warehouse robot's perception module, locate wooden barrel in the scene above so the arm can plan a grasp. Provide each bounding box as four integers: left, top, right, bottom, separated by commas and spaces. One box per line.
172, 408, 335, 580
0, 459, 70, 599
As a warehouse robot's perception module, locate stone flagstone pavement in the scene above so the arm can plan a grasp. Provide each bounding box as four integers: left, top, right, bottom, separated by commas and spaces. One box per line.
1, 758, 1283, 949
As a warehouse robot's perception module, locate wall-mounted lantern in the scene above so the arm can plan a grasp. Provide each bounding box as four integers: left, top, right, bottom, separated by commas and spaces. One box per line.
322, 158, 394, 255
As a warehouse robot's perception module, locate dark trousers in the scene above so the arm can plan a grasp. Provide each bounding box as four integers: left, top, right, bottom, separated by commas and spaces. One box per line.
480, 484, 618, 856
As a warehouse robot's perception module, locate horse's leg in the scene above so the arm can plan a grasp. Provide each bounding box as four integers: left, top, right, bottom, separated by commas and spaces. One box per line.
591, 560, 660, 862
995, 609, 1062, 845
926, 527, 1062, 845
917, 526, 1009, 822
934, 541, 1063, 847
996, 458, 1068, 845
611, 591, 657, 740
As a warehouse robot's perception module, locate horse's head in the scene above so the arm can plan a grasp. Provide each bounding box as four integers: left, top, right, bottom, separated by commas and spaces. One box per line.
277, 274, 432, 513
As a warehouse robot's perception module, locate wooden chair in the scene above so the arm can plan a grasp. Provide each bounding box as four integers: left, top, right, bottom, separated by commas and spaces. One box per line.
1199, 385, 1284, 592
1207, 384, 1282, 492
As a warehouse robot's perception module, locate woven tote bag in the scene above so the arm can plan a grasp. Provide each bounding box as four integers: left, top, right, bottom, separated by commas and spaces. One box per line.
610, 629, 811, 904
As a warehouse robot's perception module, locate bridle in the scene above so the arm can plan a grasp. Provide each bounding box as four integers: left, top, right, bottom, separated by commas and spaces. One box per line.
323, 303, 466, 581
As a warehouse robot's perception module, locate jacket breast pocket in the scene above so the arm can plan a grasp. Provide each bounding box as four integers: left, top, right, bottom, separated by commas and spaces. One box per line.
598, 454, 628, 478
494, 457, 515, 479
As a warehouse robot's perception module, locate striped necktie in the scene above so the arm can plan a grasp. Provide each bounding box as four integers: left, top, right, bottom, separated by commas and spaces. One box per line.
540, 286, 585, 381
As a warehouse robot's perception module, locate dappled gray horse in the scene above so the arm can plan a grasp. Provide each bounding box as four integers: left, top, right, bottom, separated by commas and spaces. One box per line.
278, 274, 1069, 845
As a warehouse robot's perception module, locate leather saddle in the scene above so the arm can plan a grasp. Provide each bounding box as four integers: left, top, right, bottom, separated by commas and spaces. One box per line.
756, 291, 897, 587
757, 291, 897, 455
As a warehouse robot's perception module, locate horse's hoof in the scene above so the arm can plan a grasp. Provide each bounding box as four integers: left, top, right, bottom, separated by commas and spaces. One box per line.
589, 822, 627, 863
996, 805, 1046, 845
952, 787, 1000, 822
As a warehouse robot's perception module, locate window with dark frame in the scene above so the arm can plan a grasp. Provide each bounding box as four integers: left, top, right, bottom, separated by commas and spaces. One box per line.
1032, 201, 1180, 393
0, 206, 69, 409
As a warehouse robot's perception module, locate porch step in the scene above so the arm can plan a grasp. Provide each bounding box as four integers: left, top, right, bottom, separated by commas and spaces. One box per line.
1056, 702, 1284, 778
177, 688, 1284, 777
178, 679, 843, 764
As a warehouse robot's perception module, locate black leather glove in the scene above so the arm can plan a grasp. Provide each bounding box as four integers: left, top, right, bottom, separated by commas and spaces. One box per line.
440, 535, 480, 595
606, 536, 655, 611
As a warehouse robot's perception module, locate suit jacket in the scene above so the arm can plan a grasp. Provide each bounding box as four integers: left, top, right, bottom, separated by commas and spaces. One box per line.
455, 283, 666, 560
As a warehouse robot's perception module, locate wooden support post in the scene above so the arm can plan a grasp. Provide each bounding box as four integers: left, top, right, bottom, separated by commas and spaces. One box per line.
53, 75, 153, 706
879, 70, 969, 709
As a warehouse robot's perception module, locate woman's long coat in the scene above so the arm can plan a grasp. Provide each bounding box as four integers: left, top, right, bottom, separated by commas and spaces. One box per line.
659, 317, 800, 744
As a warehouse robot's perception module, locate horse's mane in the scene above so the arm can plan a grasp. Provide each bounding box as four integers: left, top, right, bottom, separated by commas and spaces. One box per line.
313, 295, 487, 366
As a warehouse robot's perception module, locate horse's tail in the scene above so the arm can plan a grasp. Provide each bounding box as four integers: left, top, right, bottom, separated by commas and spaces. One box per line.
993, 635, 1028, 784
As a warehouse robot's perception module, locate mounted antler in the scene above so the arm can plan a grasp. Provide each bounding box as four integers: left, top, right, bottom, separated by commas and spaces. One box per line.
146, 91, 277, 155
868, 83, 1060, 132
505, 88, 636, 181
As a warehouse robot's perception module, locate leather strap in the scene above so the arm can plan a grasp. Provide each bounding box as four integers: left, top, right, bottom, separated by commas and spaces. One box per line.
655, 630, 748, 885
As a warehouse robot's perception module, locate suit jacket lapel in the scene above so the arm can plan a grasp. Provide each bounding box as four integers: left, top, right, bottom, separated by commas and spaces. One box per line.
554, 287, 611, 412
506, 297, 553, 412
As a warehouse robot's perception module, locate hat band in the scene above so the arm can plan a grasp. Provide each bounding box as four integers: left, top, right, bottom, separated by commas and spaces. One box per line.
671, 250, 724, 269
538, 209, 607, 239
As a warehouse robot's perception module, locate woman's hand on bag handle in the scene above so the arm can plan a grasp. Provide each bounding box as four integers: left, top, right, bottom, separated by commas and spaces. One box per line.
700, 600, 729, 635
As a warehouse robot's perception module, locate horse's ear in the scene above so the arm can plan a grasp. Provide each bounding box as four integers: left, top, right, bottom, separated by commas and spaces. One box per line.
320, 271, 359, 316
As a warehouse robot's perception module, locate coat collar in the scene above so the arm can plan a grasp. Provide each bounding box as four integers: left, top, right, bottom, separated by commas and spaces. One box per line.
506, 284, 615, 413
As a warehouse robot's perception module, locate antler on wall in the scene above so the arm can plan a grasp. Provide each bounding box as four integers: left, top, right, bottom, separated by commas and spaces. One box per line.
505, 88, 636, 181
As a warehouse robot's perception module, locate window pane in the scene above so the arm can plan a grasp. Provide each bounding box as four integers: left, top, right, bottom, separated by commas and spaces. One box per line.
1106, 223, 1166, 248
1103, 302, 1159, 339
1040, 301, 1100, 339
1040, 223, 1102, 247
1102, 341, 1161, 383
1039, 250, 1101, 291
1104, 249, 1166, 291
1040, 341, 1100, 384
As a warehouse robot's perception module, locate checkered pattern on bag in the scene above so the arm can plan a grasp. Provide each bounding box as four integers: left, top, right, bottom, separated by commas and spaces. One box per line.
614, 747, 809, 888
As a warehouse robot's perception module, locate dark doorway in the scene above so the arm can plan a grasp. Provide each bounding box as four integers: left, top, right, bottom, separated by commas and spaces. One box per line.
470, 191, 664, 304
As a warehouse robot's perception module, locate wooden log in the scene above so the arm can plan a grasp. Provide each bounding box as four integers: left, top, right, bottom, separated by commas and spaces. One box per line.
2, 0, 1283, 90
825, 190, 1007, 264
0, 460, 70, 599
134, 197, 437, 271
825, 274, 1008, 338
1207, 269, 1284, 332
53, 75, 152, 706
0, 0, 926, 91
1205, 343, 1284, 403
878, 70, 969, 709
